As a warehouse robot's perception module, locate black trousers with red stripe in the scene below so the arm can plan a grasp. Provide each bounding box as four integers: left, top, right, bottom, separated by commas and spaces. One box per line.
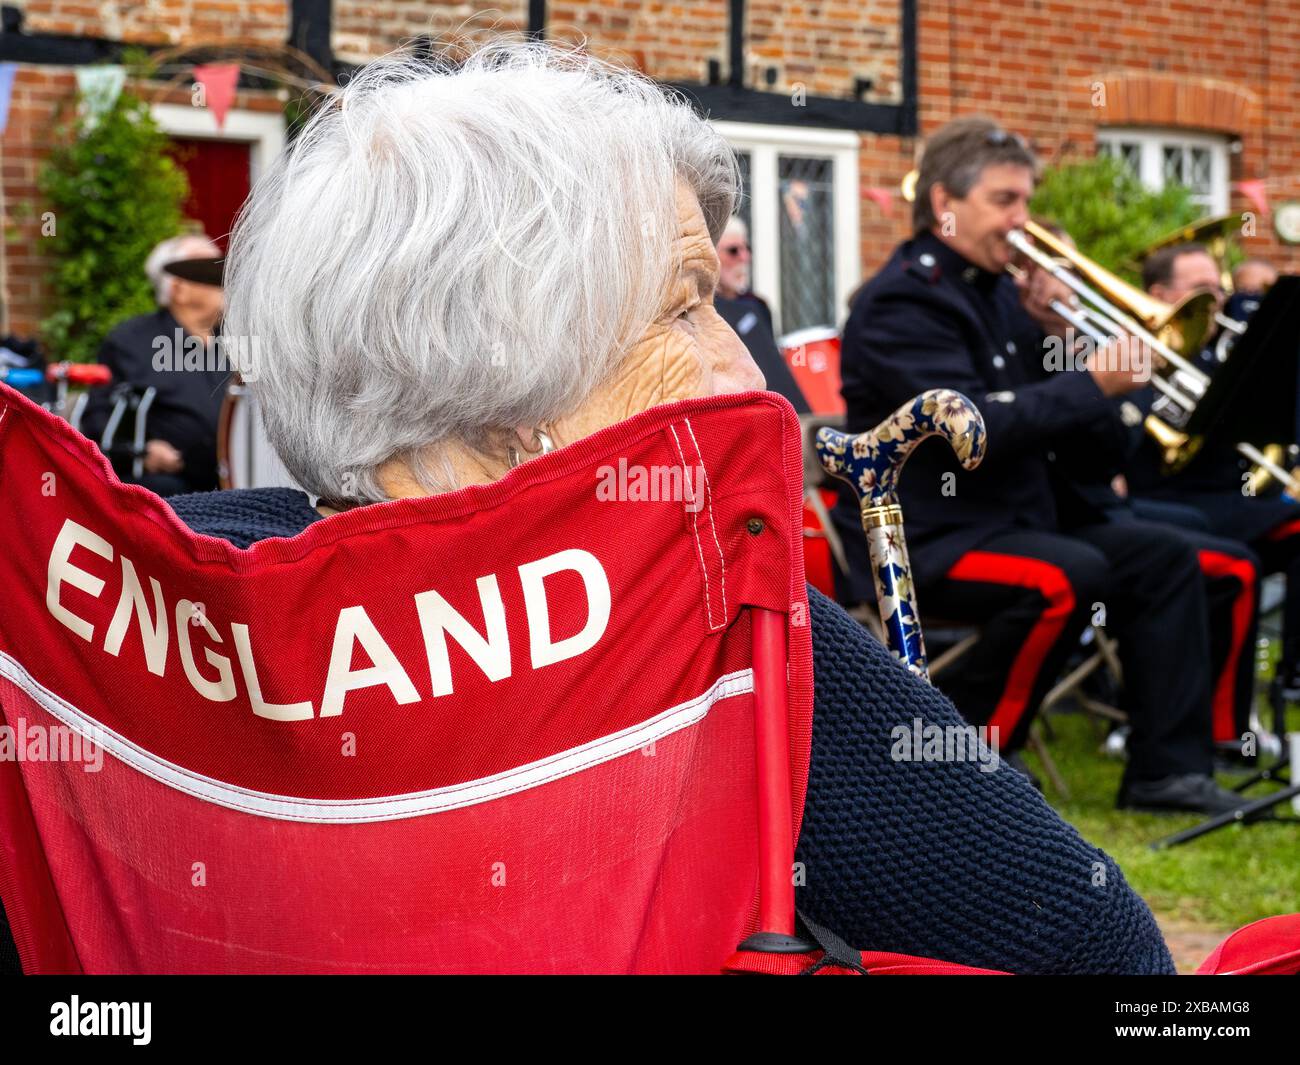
921, 519, 1255, 783
1142, 489, 1300, 669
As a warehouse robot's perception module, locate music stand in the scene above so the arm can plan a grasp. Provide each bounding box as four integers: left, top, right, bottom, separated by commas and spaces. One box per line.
1184, 275, 1300, 445
1152, 276, 1300, 848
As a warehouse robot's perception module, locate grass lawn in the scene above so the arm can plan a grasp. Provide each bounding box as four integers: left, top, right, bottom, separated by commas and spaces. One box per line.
1020, 703, 1300, 936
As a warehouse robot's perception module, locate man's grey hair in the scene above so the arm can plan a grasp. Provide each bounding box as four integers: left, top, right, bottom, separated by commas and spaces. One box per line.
224, 41, 740, 504
912, 116, 1039, 233
144, 234, 219, 305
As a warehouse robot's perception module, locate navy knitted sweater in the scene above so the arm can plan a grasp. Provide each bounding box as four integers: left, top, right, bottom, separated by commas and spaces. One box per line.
0, 486, 1173, 975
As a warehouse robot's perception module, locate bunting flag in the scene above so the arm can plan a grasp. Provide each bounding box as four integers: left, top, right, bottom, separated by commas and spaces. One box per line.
1233, 178, 1270, 218
863, 187, 895, 212
192, 63, 241, 131
74, 65, 126, 130
0, 63, 17, 137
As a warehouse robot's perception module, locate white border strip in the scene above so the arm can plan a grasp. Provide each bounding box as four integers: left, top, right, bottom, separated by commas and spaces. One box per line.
0, 651, 752, 824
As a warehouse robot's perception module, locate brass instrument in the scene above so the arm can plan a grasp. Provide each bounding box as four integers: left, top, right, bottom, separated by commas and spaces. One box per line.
1004, 222, 1218, 470
899, 166, 1217, 469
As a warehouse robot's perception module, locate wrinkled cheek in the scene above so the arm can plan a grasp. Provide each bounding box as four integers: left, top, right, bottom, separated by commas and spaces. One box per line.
652, 331, 709, 402
707, 323, 765, 396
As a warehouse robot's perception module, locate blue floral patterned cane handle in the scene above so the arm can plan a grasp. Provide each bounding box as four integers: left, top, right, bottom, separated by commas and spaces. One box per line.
815, 389, 986, 680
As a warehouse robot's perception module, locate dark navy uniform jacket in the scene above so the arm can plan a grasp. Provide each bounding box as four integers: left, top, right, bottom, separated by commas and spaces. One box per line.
834, 230, 1130, 598
80, 308, 231, 493
1127, 340, 1297, 543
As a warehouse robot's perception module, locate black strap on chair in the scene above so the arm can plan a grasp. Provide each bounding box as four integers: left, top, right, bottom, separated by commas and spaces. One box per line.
795, 910, 871, 975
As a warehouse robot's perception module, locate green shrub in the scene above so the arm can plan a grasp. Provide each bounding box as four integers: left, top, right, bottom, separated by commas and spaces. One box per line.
38, 82, 189, 363
1030, 154, 1204, 284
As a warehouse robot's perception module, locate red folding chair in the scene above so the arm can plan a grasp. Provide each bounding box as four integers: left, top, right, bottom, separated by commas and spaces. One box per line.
0, 381, 1000, 974
8, 381, 1293, 976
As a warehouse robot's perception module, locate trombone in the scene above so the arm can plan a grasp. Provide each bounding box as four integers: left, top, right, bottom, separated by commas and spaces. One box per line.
1007, 225, 1298, 492
899, 169, 1295, 490
1004, 221, 1216, 470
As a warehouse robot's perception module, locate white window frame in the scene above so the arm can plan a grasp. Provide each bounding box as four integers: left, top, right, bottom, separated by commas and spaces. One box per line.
711, 121, 861, 335
1097, 127, 1230, 215
150, 102, 286, 185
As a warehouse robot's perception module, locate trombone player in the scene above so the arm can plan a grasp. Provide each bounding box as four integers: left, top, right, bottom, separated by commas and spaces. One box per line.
835, 116, 1249, 814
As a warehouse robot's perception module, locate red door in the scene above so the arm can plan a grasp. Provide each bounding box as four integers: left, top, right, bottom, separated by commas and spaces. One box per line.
167, 137, 252, 253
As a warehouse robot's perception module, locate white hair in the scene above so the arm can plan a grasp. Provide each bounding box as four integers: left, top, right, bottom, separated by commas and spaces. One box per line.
224, 40, 740, 504
145, 234, 219, 305
720, 215, 748, 243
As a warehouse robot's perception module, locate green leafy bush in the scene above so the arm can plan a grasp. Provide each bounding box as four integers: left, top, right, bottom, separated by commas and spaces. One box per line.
38, 83, 189, 363
1030, 154, 1204, 284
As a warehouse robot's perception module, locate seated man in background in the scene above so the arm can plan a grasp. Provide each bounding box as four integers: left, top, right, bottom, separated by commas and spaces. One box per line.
1128, 243, 1300, 703
711, 216, 809, 412
80, 233, 229, 496
835, 116, 1244, 814
1233, 257, 1278, 299
1033, 224, 1263, 759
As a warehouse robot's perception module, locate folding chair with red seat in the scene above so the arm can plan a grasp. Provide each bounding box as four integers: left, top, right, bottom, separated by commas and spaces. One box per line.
0, 381, 1010, 975
5, 381, 1299, 976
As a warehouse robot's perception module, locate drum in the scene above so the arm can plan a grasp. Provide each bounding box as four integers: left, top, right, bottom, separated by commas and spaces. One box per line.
216, 384, 298, 491
778, 326, 844, 417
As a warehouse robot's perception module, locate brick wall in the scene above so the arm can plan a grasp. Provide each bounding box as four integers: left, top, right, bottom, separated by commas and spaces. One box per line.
17, 1, 288, 45
328, 0, 1300, 279
2, 66, 75, 337
862, 0, 1300, 277
1, 69, 283, 336
332, 1, 527, 65
3, 0, 1298, 337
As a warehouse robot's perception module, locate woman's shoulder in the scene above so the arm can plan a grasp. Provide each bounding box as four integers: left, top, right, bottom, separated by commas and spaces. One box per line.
806, 585, 912, 688
167, 487, 324, 548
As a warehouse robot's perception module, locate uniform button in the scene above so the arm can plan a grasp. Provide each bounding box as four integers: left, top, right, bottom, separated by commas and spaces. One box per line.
1047, 451, 1057, 461
1006, 341, 1017, 355
992, 355, 1006, 369
962, 267, 979, 283
918, 253, 935, 267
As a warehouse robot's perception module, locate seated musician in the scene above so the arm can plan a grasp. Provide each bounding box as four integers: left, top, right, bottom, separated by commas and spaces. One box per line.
80, 234, 229, 496
1034, 225, 1263, 760
110, 46, 1175, 975
1127, 244, 1300, 705
835, 116, 1245, 815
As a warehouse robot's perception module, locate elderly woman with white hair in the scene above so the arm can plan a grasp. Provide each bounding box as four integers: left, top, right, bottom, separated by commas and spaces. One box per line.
162, 43, 1173, 975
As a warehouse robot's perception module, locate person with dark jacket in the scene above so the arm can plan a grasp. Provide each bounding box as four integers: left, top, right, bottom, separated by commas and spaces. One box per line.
80, 235, 229, 495
1128, 243, 1300, 705
1031, 229, 1263, 756
834, 117, 1246, 815
712, 216, 810, 412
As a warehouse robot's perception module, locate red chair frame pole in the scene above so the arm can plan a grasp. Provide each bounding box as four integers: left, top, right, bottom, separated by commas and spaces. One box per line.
751, 607, 795, 937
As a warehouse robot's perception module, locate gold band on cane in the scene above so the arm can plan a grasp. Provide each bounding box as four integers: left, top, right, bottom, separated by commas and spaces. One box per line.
861, 503, 904, 529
